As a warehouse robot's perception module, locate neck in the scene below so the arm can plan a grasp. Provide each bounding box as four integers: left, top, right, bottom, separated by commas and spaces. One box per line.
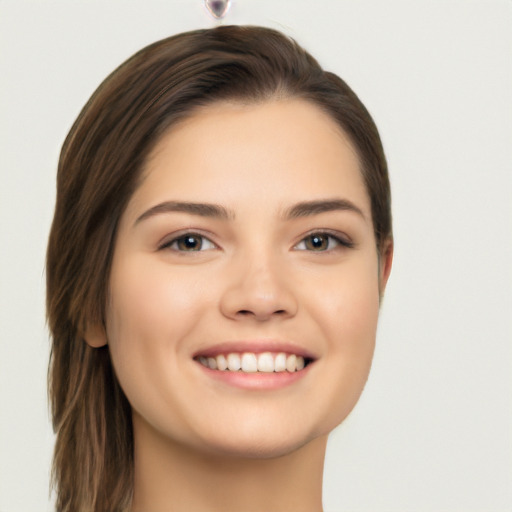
130, 415, 327, 512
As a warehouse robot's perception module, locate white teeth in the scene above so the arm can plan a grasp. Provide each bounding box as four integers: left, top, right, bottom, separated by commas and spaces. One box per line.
257, 352, 274, 372
241, 353, 258, 373
274, 352, 287, 372
227, 353, 241, 371
216, 354, 228, 371
286, 354, 297, 372
198, 351, 310, 373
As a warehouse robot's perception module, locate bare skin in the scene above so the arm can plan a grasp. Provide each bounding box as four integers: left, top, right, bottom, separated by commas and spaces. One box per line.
132, 420, 326, 512
86, 99, 392, 511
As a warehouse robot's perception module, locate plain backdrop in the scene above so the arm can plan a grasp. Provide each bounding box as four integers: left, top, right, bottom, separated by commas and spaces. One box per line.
1, 1, 511, 511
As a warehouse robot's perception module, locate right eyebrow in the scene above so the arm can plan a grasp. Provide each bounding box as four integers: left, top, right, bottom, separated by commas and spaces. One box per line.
134, 201, 234, 227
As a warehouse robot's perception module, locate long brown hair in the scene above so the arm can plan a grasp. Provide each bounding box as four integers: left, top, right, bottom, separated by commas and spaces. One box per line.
46, 25, 391, 511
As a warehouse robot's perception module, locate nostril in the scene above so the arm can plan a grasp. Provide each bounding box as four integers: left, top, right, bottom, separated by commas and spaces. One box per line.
236, 308, 287, 317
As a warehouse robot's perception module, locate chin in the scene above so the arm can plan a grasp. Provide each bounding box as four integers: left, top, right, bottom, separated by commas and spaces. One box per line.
200, 434, 316, 460
190, 415, 330, 460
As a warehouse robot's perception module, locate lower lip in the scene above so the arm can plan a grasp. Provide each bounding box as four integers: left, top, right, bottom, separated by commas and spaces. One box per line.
196, 362, 313, 390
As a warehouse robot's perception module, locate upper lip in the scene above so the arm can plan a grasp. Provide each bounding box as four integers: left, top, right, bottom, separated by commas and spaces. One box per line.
192, 340, 318, 360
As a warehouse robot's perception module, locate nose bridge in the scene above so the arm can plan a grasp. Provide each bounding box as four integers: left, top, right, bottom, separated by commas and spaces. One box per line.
220, 242, 298, 321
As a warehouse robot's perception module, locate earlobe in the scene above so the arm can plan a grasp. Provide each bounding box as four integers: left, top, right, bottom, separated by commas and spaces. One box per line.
84, 323, 108, 348
379, 239, 394, 296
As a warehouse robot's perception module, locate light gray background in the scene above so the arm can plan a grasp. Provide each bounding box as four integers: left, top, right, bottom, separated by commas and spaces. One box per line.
1, 1, 511, 511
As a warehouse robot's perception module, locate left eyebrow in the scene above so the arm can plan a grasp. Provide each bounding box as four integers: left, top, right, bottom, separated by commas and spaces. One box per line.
283, 198, 366, 221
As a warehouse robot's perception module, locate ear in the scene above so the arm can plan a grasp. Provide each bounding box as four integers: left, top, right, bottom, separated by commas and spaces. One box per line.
379, 239, 393, 297
84, 323, 108, 348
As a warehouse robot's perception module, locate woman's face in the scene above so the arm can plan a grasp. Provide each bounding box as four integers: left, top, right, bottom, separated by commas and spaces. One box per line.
95, 99, 390, 458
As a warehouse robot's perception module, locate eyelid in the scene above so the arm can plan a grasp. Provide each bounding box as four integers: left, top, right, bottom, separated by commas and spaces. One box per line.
158, 230, 218, 252
293, 229, 354, 251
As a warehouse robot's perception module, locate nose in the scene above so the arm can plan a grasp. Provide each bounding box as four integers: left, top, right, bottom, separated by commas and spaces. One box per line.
219, 253, 298, 322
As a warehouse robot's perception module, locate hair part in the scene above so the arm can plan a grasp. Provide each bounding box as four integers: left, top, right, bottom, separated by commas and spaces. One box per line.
47, 24, 391, 511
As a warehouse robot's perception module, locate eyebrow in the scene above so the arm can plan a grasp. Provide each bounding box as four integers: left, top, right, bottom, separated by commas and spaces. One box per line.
134, 201, 233, 225
134, 197, 366, 226
283, 198, 366, 221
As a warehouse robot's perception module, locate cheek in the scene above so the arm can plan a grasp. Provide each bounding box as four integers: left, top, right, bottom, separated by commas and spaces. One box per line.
107, 255, 207, 344
313, 255, 380, 346
305, 258, 380, 431
107, 263, 168, 351
104, 256, 206, 404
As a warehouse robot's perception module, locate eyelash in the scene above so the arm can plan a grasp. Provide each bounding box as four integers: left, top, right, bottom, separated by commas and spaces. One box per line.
159, 232, 217, 252
159, 230, 354, 253
294, 231, 354, 252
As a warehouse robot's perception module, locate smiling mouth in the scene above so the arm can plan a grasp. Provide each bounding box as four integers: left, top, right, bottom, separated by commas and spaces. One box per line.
195, 352, 313, 373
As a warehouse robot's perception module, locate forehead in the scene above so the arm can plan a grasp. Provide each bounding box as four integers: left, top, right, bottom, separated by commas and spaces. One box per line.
127, 98, 370, 220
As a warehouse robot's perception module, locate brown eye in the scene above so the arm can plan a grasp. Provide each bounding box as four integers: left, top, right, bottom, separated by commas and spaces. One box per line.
160, 233, 216, 252
294, 232, 353, 252
304, 234, 329, 251
177, 235, 203, 251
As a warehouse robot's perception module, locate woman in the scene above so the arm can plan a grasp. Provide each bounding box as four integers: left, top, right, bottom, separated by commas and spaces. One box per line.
46, 24, 393, 512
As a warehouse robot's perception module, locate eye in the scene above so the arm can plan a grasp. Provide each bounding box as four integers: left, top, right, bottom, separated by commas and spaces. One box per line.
160, 233, 217, 252
294, 232, 353, 252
